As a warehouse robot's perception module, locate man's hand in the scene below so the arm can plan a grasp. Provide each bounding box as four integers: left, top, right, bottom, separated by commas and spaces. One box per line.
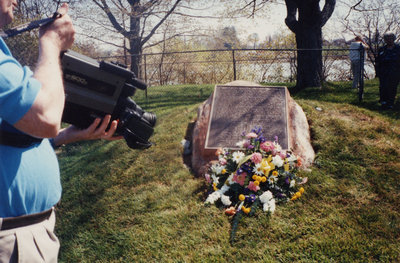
52, 115, 124, 147
39, 3, 75, 51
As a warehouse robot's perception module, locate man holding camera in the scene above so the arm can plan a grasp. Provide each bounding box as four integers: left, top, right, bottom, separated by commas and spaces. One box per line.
0, 1, 122, 262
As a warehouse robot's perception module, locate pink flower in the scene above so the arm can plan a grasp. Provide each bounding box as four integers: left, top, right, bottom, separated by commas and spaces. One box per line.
233, 172, 246, 186
251, 152, 262, 164
247, 181, 260, 192
260, 141, 274, 152
204, 173, 211, 184
246, 132, 258, 139
243, 140, 251, 148
219, 158, 227, 165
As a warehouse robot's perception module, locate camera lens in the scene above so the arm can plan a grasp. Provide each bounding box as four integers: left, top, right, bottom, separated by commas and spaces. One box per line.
143, 112, 157, 127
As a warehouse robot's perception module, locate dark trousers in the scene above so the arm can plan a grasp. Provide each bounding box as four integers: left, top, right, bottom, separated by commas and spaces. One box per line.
379, 71, 400, 106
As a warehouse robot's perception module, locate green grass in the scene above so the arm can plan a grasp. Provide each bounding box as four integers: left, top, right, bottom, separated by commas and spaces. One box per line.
56, 80, 400, 262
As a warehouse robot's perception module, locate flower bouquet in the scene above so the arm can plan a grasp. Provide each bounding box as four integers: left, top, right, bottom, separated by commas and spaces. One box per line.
204, 126, 307, 243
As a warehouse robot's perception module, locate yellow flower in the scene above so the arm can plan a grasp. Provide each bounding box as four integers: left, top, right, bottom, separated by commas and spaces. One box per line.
242, 206, 251, 214
239, 194, 245, 201
261, 158, 268, 167
261, 159, 271, 171
284, 162, 290, 171
299, 187, 305, 194
221, 169, 227, 174
270, 163, 275, 170
254, 180, 260, 186
213, 183, 218, 191
291, 191, 302, 201
267, 155, 272, 162
252, 174, 257, 180
261, 176, 267, 183
272, 170, 279, 176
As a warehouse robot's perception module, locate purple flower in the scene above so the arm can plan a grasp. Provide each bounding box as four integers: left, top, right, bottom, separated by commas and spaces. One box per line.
251, 126, 263, 135
285, 177, 290, 185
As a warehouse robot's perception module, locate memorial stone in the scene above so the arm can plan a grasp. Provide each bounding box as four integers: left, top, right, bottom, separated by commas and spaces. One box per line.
205, 85, 289, 150
191, 80, 315, 177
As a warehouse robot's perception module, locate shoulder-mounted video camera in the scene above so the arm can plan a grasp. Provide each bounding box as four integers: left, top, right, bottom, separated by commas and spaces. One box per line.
61, 50, 156, 149
0, 1, 155, 149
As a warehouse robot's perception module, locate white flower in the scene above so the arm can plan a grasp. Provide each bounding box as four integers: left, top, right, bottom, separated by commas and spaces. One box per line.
287, 154, 297, 162
211, 163, 224, 174
235, 139, 247, 148
259, 191, 273, 204
232, 151, 245, 163
272, 155, 284, 167
237, 201, 244, 211
211, 174, 219, 185
290, 179, 296, 188
253, 163, 264, 175
220, 184, 230, 194
205, 191, 221, 204
227, 173, 235, 185
262, 198, 276, 214
221, 194, 232, 206
268, 175, 278, 184
273, 142, 282, 152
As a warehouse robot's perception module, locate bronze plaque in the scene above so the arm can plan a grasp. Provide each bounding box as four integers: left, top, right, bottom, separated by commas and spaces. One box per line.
205, 85, 289, 149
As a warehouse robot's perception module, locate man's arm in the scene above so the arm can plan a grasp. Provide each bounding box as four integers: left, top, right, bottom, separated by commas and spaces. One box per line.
13, 3, 75, 138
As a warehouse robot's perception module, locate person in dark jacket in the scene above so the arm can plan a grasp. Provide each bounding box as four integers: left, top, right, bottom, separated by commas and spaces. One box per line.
376, 32, 400, 109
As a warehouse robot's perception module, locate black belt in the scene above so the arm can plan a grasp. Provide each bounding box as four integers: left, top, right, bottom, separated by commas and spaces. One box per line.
0, 130, 43, 148
1, 208, 53, 231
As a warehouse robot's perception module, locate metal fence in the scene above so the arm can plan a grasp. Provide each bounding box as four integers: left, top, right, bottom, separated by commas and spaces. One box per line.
4, 33, 372, 88
135, 47, 373, 87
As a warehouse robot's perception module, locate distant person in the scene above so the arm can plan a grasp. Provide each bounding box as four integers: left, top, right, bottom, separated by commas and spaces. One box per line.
0, 1, 122, 262
349, 36, 367, 89
376, 32, 400, 110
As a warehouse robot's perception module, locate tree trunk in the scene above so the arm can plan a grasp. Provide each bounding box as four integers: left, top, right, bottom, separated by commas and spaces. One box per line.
295, 24, 323, 88
129, 38, 141, 77
285, 0, 335, 90
129, 0, 141, 77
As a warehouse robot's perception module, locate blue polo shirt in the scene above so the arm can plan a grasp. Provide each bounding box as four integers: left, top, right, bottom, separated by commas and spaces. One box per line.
0, 37, 61, 218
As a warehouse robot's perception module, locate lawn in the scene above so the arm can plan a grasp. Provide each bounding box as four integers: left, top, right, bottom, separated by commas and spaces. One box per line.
55, 80, 400, 262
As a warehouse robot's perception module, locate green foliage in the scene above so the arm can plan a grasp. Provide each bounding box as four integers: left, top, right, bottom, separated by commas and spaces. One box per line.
56, 80, 400, 262
230, 210, 243, 244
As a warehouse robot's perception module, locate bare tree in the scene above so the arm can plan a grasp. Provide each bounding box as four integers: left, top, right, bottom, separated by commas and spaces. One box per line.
284, 0, 336, 89
97, 0, 184, 76
339, 0, 400, 76
232, 0, 335, 90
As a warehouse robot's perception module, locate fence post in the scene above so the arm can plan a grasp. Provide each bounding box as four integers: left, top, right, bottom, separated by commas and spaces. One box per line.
183, 62, 186, 84
358, 43, 365, 102
232, 49, 237, 81
144, 54, 148, 99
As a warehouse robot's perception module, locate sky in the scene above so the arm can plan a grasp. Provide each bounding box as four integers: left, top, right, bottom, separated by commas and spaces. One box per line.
228, 2, 288, 41
197, 1, 348, 43
71, 0, 351, 52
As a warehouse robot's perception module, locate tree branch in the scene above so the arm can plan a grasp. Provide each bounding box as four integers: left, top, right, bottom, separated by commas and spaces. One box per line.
140, 0, 182, 46
321, 0, 336, 27
97, 0, 128, 37
284, 0, 299, 33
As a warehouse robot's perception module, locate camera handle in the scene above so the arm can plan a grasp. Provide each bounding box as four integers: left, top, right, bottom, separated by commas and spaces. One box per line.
0, 0, 68, 39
